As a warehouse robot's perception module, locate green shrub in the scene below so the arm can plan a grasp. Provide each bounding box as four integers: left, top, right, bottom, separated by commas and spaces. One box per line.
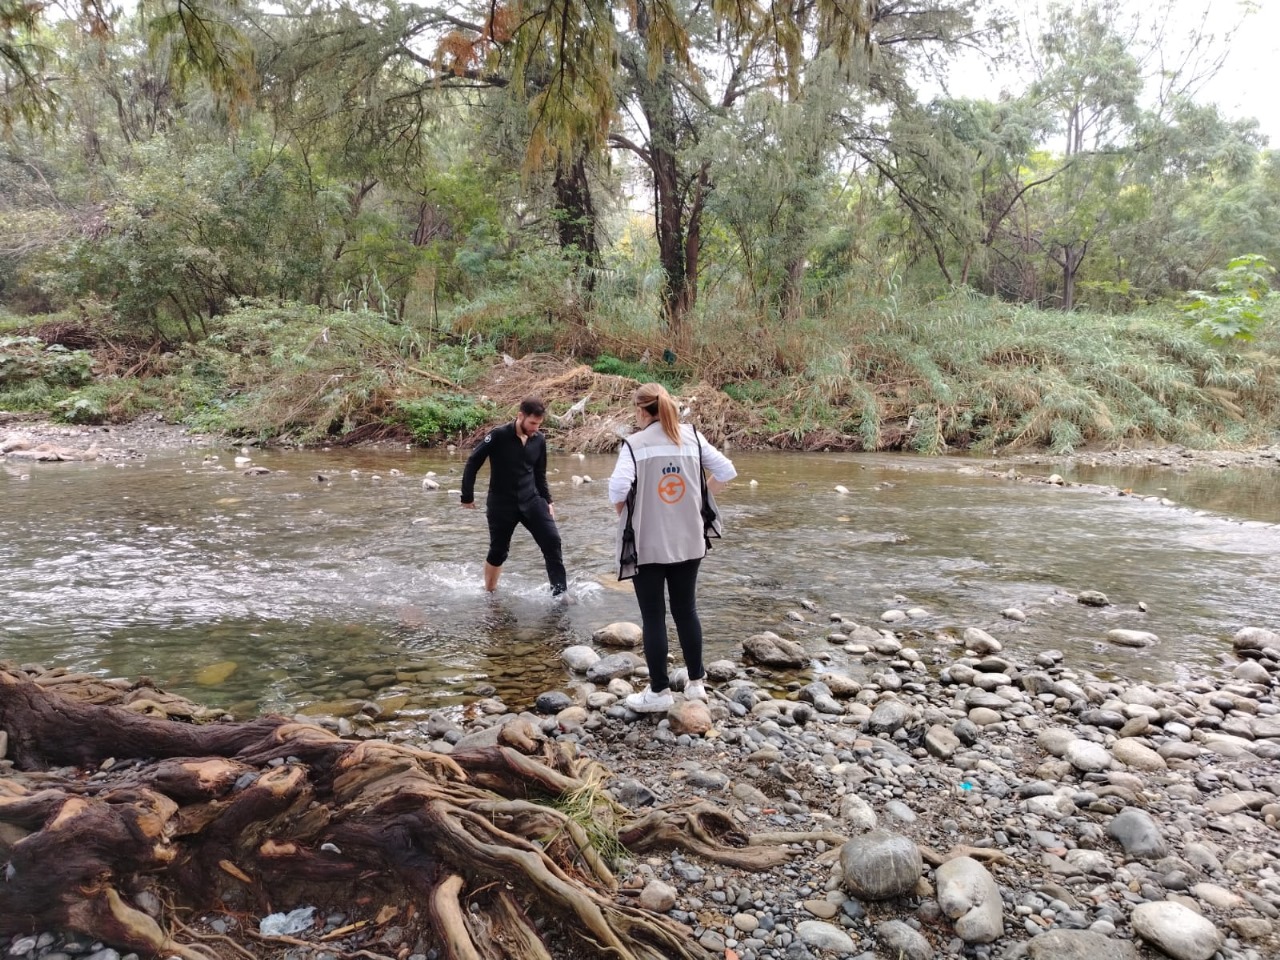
395, 394, 494, 443
0, 380, 64, 411
1181, 255, 1277, 343
590, 353, 687, 390
52, 380, 159, 424
0, 337, 93, 388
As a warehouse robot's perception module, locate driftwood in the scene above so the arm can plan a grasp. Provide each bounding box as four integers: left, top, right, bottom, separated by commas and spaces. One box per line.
0, 666, 794, 960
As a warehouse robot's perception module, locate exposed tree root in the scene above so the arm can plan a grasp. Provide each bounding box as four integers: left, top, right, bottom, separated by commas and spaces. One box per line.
0, 664, 796, 959
919, 843, 1012, 867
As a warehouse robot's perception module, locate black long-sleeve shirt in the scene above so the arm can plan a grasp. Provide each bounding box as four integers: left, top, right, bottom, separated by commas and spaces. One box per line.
460, 422, 552, 509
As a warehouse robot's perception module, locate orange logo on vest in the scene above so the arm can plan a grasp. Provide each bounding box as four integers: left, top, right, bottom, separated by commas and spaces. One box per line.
657, 473, 686, 504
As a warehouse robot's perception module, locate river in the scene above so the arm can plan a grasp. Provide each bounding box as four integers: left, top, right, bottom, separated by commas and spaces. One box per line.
2, 446, 1278, 716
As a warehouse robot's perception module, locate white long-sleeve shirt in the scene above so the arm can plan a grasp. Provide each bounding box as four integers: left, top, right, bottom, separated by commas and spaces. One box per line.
608, 423, 736, 503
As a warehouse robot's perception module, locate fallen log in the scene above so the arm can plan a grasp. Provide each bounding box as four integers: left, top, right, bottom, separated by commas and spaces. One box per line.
0, 665, 791, 959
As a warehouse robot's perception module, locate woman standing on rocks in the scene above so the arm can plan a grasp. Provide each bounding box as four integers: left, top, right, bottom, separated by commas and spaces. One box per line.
608, 382, 737, 713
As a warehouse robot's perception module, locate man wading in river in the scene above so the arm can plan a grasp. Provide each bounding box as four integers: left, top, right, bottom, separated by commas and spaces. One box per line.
460, 396, 568, 597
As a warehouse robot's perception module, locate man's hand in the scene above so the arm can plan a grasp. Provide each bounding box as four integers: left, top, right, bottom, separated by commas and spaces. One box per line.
548, 503, 557, 520
461, 501, 475, 510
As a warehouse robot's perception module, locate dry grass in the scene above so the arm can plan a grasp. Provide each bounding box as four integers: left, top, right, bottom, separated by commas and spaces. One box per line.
466, 356, 757, 451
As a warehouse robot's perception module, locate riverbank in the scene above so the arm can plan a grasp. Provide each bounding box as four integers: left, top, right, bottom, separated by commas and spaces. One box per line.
4, 410, 1279, 471
4, 297, 1279, 455
3, 602, 1280, 960
0, 415, 206, 462
1012, 444, 1280, 473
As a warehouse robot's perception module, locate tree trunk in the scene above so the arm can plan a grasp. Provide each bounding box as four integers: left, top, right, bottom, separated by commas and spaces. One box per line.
629, 7, 699, 351
552, 150, 601, 290
0, 665, 796, 960
652, 143, 693, 348
1058, 241, 1088, 311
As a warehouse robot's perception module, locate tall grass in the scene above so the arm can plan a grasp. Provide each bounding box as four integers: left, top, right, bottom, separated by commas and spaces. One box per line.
659, 290, 1280, 452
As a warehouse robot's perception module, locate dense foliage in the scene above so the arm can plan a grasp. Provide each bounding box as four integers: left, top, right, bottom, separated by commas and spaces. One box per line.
1, 0, 1278, 450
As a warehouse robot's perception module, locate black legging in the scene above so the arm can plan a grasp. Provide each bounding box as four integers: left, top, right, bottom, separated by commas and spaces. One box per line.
632, 558, 703, 693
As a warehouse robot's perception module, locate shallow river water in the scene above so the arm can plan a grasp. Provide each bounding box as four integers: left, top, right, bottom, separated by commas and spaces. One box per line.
2, 445, 1278, 716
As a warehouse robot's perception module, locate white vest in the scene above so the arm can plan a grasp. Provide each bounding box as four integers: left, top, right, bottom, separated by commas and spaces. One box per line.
617, 422, 709, 567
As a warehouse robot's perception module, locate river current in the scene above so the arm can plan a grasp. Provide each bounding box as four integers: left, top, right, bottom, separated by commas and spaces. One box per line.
2, 446, 1278, 715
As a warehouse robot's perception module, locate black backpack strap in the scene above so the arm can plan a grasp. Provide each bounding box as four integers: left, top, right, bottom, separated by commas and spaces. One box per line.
695, 429, 717, 550
618, 439, 640, 579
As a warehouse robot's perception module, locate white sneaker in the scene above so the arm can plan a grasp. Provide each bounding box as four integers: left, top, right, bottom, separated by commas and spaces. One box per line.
625, 687, 674, 713
685, 678, 707, 701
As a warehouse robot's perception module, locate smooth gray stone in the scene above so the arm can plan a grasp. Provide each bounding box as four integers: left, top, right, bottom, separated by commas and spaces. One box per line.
794, 920, 855, 954
868, 699, 912, 734
1107, 808, 1167, 860
1106, 629, 1159, 647
875, 919, 934, 960
1064, 739, 1111, 772
585, 652, 641, 682
1130, 901, 1223, 960
1234, 627, 1280, 656
560, 645, 600, 672
743, 631, 808, 667
1025, 929, 1136, 960
925, 724, 961, 759
593, 621, 642, 647
534, 691, 573, 713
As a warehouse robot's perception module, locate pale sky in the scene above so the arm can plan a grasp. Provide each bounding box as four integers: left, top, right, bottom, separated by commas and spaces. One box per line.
1195, 1, 1280, 143
937, 0, 1280, 145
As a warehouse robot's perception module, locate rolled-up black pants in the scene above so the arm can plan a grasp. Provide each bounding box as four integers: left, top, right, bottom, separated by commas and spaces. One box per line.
632, 558, 703, 692
486, 498, 567, 594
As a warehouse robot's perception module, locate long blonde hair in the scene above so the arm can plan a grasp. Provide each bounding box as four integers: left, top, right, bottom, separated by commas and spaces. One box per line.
635, 382, 682, 444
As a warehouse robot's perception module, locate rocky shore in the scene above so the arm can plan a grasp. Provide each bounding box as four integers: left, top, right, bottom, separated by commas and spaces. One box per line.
0, 417, 203, 463
5, 609, 1280, 960
1013, 443, 1280, 473
4, 414, 1277, 472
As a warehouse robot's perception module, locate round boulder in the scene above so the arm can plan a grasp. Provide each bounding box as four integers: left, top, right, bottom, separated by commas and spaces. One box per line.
667, 700, 712, 736
1026, 929, 1136, 960
1131, 901, 1223, 960
1106, 808, 1167, 860
1234, 626, 1280, 657
743, 631, 808, 667
561, 645, 600, 672
1106, 629, 1159, 648
963, 627, 1002, 654
592, 622, 643, 648
1064, 739, 1112, 773
534, 691, 574, 714
839, 829, 922, 900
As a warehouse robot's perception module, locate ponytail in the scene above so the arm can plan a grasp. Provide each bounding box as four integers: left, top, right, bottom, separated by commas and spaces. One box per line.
634, 382, 682, 444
